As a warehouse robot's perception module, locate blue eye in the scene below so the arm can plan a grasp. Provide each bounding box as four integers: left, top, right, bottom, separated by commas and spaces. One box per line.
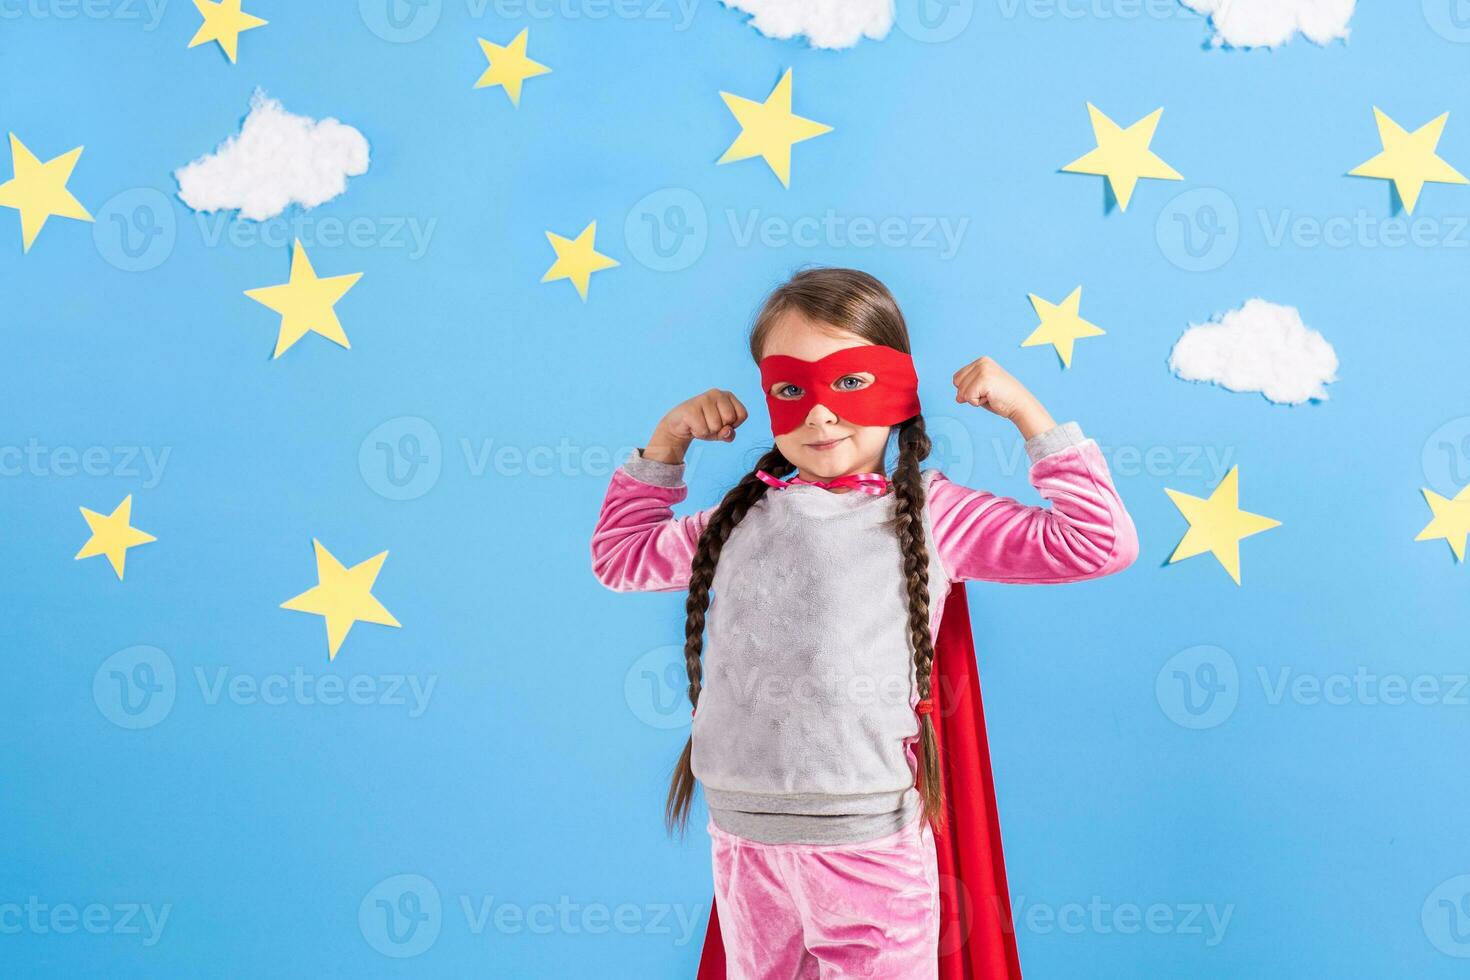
833, 375, 870, 391
775, 384, 804, 399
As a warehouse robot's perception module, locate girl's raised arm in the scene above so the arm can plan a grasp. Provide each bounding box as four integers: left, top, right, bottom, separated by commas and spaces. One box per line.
591, 454, 714, 593
591, 388, 747, 592
929, 422, 1139, 585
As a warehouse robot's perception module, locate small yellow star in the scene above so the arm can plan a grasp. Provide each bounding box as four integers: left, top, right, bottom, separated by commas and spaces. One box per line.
76, 495, 156, 580
718, 68, 833, 188
1349, 108, 1468, 214
0, 134, 93, 253
474, 28, 551, 106
1165, 467, 1281, 586
1416, 483, 1470, 561
281, 540, 400, 660
245, 240, 363, 358
1021, 287, 1105, 368
542, 221, 618, 301
188, 0, 267, 64
1062, 104, 1182, 211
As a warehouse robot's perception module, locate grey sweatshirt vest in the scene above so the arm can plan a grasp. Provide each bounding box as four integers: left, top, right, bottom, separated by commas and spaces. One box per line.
690, 472, 948, 843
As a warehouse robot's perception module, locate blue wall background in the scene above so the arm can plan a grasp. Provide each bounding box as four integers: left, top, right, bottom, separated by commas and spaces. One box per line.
4, 1, 1470, 977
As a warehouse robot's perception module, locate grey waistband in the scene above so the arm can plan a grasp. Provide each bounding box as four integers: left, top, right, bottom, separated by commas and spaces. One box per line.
709, 790, 921, 845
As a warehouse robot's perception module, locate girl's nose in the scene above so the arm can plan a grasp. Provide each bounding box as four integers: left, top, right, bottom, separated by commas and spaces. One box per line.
803, 402, 839, 427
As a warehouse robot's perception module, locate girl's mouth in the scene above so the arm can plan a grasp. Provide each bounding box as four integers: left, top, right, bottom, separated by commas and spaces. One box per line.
805, 436, 848, 451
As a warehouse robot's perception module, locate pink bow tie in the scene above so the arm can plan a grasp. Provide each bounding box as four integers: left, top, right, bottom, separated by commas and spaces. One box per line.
756, 470, 889, 495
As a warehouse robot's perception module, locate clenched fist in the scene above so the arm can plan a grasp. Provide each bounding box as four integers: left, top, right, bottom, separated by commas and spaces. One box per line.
952, 357, 1056, 439
644, 389, 749, 464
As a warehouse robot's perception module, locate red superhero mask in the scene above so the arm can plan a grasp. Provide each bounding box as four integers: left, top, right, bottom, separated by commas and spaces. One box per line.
758, 345, 921, 436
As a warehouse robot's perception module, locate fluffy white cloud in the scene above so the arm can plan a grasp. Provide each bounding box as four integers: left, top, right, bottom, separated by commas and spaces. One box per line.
1181, 0, 1354, 49
721, 0, 892, 49
175, 91, 370, 221
1169, 299, 1338, 405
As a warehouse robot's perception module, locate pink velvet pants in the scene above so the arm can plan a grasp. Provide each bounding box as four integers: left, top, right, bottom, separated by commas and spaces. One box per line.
708, 816, 940, 980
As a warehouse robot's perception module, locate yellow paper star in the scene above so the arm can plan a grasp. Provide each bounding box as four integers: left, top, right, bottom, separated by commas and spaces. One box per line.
281, 540, 400, 660
542, 221, 618, 301
474, 28, 551, 106
75, 495, 156, 580
1021, 287, 1105, 368
1349, 108, 1468, 214
1416, 484, 1470, 561
1062, 104, 1182, 211
0, 134, 93, 253
244, 240, 363, 358
1165, 467, 1281, 586
188, 0, 267, 63
718, 68, 833, 188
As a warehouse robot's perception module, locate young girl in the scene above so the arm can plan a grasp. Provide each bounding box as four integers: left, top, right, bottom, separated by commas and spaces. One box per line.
591, 268, 1137, 980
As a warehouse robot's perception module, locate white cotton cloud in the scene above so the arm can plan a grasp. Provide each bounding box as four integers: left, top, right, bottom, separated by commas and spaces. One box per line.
1181, 0, 1354, 49
1169, 299, 1338, 405
175, 91, 370, 221
721, 0, 892, 49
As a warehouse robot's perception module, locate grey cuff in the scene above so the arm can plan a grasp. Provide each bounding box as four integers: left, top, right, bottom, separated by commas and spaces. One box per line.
1024, 421, 1087, 465
622, 449, 686, 488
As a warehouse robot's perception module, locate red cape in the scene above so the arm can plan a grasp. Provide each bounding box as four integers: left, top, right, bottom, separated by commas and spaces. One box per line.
696, 586, 1023, 980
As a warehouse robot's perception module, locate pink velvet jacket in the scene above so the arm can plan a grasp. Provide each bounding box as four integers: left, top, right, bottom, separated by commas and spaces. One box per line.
591, 432, 1139, 598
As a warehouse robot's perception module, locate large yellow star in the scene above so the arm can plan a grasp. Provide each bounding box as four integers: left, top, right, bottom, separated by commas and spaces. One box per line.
1062, 104, 1182, 212
75, 495, 156, 580
188, 0, 267, 64
1021, 287, 1104, 368
281, 540, 400, 660
245, 240, 363, 358
1416, 483, 1470, 561
1165, 467, 1281, 586
542, 221, 618, 301
718, 68, 832, 188
0, 134, 93, 253
1349, 108, 1467, 214
474, 28, 551, 106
